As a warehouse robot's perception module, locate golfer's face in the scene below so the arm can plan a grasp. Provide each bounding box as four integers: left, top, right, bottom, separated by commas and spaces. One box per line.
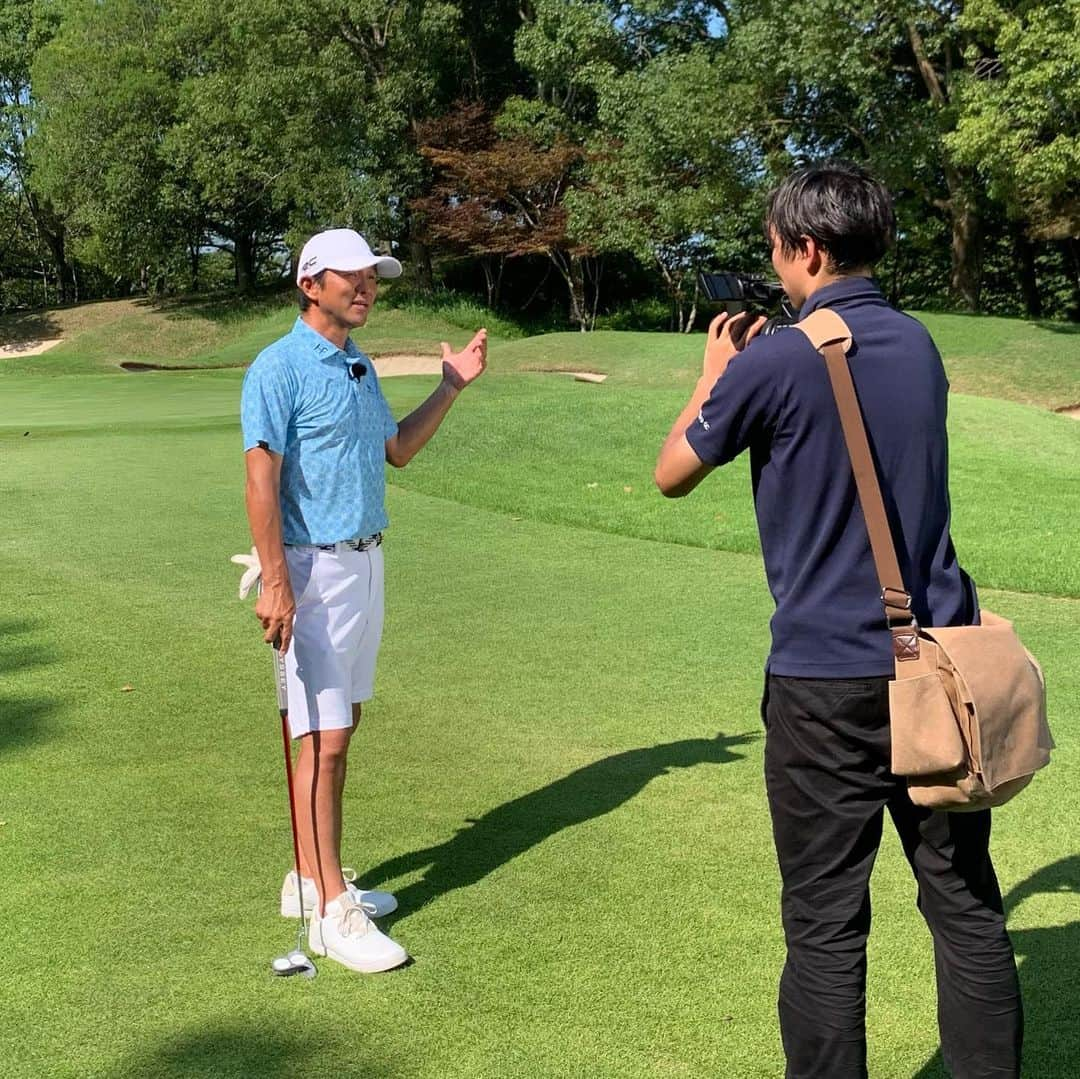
319, 267, 379, 328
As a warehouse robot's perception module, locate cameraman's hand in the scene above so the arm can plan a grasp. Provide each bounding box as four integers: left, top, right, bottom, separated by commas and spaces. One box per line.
702, 311, 767, 385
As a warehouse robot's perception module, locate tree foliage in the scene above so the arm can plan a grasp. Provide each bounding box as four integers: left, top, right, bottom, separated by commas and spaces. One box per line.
948, 0, 1080, 240
413, 102, 596, 326
2, 0, 1077, 320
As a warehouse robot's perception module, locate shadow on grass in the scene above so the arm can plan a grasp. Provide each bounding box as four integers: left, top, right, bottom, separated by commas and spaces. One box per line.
0, 696, 61, 752
0, 620, 62, 751
913, 854, 1080, 1078
138, 285, 292, 324
0, 309, 62, 345
113, 1024, 396, 1079
1034, 320, 1080, 336
364, 731, 754, 921
0, 619, 60, 673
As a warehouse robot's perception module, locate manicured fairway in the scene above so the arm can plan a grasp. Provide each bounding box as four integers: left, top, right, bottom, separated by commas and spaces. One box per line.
1, 312, 1078, 1077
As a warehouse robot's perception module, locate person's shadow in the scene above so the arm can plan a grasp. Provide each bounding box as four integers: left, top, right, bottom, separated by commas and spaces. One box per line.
360, 731, 754, 920
913, 854, 1080, 1077
0, 618, 63, 753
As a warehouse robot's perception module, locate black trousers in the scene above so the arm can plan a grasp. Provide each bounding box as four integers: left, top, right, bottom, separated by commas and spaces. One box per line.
763, 674, 1023, 1079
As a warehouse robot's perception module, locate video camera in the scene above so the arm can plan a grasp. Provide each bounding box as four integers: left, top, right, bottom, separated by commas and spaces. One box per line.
699, 272, 797, 336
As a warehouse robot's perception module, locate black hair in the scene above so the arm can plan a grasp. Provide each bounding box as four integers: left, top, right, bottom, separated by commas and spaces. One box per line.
764, 161, 895, 272
297, 269, 327, 311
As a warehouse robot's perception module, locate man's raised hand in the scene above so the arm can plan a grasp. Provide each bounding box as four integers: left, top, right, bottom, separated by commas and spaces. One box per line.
702, 311, 767, 385
441, 329, 488, 390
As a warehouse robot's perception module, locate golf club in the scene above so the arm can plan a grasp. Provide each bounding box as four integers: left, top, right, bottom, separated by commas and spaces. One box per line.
269, 625, 317, 979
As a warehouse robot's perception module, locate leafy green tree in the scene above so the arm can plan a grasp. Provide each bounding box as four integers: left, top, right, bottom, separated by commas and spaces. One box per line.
948, 0, 1080, 240
30, 0, 184, 292
569, 46, 758, 331
0, 0, 72, 302
723, 0, 994, 310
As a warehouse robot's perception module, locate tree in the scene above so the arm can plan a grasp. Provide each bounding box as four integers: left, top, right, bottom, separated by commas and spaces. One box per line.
30, 0, 187, 292
569, 46, 758, 331
0, 0, 73, 303
722, 0, 997, 311
413, 102, 597, 326
946, 0, 1080, 317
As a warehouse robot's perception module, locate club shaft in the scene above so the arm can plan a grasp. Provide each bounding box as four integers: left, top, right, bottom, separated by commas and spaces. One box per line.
275, 646, 308, 939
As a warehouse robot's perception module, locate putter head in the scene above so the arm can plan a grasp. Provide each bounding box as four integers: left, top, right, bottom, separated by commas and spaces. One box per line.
270, 950, 317, 978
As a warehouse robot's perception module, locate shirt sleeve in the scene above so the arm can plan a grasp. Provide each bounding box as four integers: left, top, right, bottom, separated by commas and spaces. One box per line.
369, 369, 399, 441
240, 357, 295, 454
684, 339, 786, 467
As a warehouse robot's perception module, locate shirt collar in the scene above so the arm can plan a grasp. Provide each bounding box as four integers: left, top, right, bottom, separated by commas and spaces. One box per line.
290, 316, 363, 361
798, 276, 883, 317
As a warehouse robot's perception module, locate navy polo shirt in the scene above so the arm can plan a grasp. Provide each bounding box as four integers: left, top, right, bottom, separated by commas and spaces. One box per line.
685, 277, 978, 677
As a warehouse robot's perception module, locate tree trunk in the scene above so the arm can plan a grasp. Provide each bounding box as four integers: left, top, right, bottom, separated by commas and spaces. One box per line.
480, 256, 505, 309
550, 249, 590, 330
42, 232, 76, 304
1010, 222, 1041, 319
584, 255, 602, 331
685, 276, 699, 334
569, 254, 589, 331
947, 177, 981, 311
408, 237, 434, 292
190, 242, 201, 293
234, 233, 256, 293
25, 191, 76, 303
905, 22, 982, 312
1062, 238, 1080, 322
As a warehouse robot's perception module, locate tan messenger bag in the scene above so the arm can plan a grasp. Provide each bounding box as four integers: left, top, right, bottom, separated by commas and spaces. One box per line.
795, 309, 1053, 811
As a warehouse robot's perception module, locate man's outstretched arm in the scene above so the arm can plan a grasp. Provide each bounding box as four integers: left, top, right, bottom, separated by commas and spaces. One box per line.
385, 329, 487, 468
654, 311, 765, 497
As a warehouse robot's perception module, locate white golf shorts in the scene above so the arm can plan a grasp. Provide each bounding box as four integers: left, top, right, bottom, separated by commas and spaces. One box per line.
282, 543, 385, 739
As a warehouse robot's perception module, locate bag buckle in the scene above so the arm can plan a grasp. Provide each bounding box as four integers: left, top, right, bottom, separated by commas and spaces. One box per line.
880, 586, 912, 610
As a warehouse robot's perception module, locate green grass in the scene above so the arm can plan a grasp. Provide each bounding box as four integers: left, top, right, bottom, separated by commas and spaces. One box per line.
371, 375, 1080, 599
0, 289, 524, 378
3, 294, 1080, 410
1, 298, 1078, 1077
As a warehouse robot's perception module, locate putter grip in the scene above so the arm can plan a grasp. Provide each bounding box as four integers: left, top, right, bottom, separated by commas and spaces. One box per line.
272, 635, 288, 714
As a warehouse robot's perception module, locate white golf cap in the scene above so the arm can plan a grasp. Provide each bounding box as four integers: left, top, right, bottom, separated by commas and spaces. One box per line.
295, 228, 402, 284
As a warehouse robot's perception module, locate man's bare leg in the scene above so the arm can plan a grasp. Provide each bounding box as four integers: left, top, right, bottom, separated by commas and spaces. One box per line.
293, 722, 354, 913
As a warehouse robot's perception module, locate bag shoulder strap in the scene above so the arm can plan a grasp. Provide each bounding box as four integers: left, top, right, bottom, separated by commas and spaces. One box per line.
793, 311, 916, 651
794, 308, 853, 353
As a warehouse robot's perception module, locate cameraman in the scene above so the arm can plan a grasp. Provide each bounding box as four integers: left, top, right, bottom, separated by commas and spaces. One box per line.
654, 162, 1021, 1078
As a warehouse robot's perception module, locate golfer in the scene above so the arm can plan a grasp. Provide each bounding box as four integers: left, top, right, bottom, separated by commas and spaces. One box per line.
241, 228, 486, 973
654, 163, 1022, 1076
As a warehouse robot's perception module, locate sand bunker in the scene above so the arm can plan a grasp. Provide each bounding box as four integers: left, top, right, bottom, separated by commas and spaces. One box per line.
371, 353, 443, 376
1, 338, 62, 357
372, 356, 607, 382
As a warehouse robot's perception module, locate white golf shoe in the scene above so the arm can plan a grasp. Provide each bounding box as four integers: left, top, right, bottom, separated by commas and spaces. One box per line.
309, 892, 408, 974
280, 869, 398, 919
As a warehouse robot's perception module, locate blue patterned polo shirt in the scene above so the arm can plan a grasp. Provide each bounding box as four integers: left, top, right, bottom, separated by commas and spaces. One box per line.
240, 317, 399, 545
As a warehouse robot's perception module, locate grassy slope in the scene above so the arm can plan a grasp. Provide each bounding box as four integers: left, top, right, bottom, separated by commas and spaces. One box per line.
1, 298, 1078, 1077
0, 292, 523, 378
3, 294, 1080, 410
488, 309, 1080, 410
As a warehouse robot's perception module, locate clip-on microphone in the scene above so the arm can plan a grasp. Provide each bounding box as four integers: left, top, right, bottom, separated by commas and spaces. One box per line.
348, 361, 367, 381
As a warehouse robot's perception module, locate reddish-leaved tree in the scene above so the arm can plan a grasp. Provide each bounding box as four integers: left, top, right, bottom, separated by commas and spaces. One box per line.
412, 102, 598, 329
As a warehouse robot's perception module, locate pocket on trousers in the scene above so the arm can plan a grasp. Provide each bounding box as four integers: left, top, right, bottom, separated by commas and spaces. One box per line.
888, 672, 965, 777
285, 548, 317, 610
